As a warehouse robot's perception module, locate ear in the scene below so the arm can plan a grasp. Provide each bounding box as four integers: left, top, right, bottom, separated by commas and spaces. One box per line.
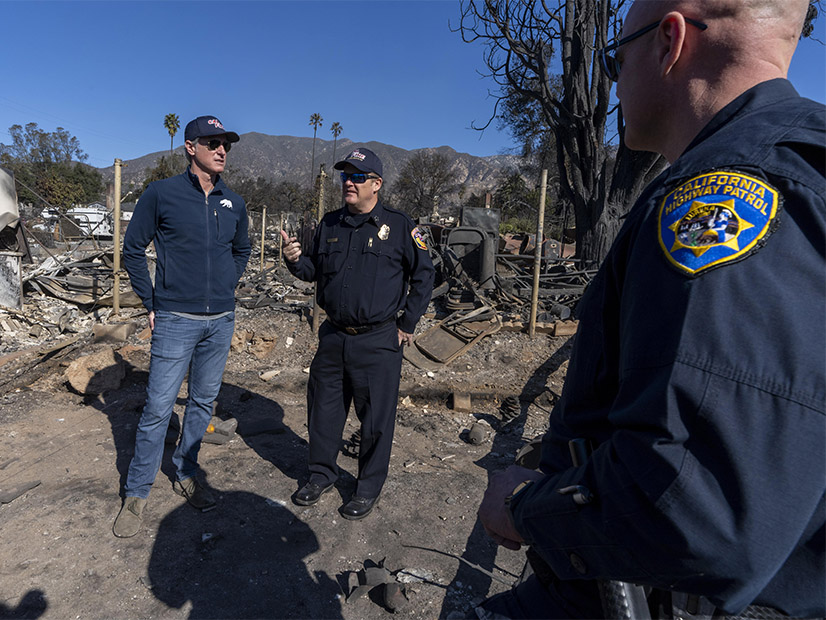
657, 12, 687, 77
372, 177, 383, 193
185, 140, 197, 156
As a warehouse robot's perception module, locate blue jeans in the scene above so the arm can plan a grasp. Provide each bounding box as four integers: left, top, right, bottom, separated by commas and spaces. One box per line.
124, 310, 235, 499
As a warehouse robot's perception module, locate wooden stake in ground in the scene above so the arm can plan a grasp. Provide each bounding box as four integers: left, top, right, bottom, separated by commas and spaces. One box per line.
529, 169, 548, 339
113, 158, 123, 315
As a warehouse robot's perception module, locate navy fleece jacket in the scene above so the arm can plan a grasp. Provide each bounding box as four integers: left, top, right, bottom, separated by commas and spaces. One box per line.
123, 169, 250, 313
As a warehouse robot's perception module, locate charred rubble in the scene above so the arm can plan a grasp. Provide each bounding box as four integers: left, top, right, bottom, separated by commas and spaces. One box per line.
0, 203, 592, 372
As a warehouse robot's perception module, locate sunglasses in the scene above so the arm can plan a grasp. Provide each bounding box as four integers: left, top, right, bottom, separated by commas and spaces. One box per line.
200, 138, 232, 152
599, 17, 707, 82
340, 172, 378, 184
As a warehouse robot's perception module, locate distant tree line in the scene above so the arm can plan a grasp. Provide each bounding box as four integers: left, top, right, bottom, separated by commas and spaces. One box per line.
0, 122, 103, 211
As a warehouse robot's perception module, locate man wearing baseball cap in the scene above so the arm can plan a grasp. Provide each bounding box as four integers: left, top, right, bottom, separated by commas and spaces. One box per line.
114, 116, 249, 537
281, 147, 434, 520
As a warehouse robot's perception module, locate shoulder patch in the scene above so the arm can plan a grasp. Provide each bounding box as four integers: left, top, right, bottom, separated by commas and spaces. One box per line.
411, 227, 428, 251
658, 170, 780, 276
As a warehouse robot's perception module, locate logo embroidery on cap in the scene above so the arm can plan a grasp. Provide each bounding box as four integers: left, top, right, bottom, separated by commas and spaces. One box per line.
207, 119, 225, 130
348, 150, 366, 162
658, 170, 780, 276
220, 199, 233, 209
412, 227, 428, 251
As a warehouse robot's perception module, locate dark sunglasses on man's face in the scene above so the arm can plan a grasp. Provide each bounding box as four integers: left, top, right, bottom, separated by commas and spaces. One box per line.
340, 172, 377, 184
201, 138, 232, 152
599, 16, 707, 82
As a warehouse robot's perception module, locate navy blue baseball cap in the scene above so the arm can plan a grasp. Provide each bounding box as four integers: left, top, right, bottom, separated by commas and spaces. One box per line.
184, 116, 240, 143
334, 147, 383, 177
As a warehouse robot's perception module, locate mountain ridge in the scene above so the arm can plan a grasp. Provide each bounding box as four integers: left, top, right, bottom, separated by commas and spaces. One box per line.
99, 133, 521, 200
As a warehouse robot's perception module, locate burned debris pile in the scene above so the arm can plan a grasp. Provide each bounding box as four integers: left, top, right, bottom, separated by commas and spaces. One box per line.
400, 207, 594, 370
1, 199, 591, 377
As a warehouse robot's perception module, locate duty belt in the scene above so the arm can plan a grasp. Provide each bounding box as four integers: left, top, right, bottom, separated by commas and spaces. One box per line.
330, 317, 395, 335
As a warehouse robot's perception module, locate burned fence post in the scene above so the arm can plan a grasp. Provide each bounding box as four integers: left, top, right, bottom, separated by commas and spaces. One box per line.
529, 169, 548, 339
260, 205, 267, 272
113, 158, 123, 315
313, 165, 328, 336
278, 212, 284, 269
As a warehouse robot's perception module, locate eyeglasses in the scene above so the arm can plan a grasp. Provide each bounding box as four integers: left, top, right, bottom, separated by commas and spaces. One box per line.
599, 17, 707, 82
199, 138, 232, 152
340, 172, 378, 184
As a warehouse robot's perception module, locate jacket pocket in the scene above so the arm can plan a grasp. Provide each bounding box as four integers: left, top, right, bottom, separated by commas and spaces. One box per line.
215, 208, 237, 244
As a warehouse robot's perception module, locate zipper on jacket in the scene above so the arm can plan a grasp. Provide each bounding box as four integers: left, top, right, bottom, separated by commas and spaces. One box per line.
205, 195, 211, 312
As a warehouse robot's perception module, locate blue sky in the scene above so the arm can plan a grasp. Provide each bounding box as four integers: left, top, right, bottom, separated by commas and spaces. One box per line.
1, 0, 824, 169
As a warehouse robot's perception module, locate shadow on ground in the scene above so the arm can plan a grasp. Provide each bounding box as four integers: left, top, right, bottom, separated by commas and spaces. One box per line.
147, 487, 342, 619
80, 359, 342, 618
0, 589, 47, 619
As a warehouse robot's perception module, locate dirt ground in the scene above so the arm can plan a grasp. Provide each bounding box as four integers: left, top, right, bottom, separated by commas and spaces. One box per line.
0, 291, 573, 619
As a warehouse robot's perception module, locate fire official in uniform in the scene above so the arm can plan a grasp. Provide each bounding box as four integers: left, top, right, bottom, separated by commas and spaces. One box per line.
281, 147, 434, 520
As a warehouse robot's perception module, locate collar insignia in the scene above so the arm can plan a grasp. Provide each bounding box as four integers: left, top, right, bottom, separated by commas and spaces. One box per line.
658, 170, 780, 276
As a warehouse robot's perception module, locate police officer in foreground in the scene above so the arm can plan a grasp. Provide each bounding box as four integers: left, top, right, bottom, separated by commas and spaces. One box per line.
476, 0, 824, 617
281, 148, 434, 520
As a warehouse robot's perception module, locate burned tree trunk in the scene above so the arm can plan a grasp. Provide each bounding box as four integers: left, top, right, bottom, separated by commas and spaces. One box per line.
457, 0, 664, 268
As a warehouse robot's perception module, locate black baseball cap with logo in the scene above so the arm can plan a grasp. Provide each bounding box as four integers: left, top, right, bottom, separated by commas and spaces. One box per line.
184, 116, 240, 143
334, 147, 382, 177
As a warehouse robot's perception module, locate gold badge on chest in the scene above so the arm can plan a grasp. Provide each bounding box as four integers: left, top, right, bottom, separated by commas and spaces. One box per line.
378, 224, 390, 240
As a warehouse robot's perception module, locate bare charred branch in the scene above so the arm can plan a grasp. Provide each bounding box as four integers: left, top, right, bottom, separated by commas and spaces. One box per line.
457, 0, 658, 267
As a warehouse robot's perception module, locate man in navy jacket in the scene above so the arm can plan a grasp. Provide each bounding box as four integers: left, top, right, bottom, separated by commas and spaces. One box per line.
114, 116, 250, 538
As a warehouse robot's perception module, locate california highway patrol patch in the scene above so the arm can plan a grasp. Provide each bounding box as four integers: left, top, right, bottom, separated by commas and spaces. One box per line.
658, 170, 780, 276
412, 227, 428, 251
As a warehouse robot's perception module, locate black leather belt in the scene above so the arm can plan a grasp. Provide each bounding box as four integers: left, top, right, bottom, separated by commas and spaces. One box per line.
330, 317, 395, 335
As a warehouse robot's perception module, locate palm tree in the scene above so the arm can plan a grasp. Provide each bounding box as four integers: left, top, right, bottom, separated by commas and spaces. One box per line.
308, 112, 323, 186
330, 122, 342, 167
163, 113, 180, 155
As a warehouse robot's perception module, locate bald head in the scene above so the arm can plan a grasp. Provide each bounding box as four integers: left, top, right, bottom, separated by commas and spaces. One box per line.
626, 0, 807, 73
619, 0, 809, 161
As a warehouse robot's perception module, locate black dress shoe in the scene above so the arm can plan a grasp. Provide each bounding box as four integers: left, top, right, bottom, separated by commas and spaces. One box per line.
293, 481, 334, 506
339, 495, 379, 520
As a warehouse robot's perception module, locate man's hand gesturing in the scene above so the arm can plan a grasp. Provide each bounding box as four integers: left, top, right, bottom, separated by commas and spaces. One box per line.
280, 230, 301, 263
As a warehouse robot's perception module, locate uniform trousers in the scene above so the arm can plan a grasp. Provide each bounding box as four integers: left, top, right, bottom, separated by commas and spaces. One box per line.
306, 319, 403, 499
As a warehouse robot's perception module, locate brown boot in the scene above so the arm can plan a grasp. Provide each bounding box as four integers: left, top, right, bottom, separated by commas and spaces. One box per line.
113, 497, 146, 538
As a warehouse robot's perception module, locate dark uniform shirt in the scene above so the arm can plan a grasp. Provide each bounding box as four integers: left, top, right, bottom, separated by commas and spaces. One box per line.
287, 202, 435, 333
511, 79, 825, 616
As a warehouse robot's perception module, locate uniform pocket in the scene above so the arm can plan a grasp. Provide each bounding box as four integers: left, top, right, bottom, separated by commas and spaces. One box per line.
360, 236, 385, 279
320, 239, 345, 274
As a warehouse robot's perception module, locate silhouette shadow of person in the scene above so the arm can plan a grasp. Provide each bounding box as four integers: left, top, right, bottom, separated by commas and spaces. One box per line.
0, 589, 47, 619
147, 486, 342, 619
